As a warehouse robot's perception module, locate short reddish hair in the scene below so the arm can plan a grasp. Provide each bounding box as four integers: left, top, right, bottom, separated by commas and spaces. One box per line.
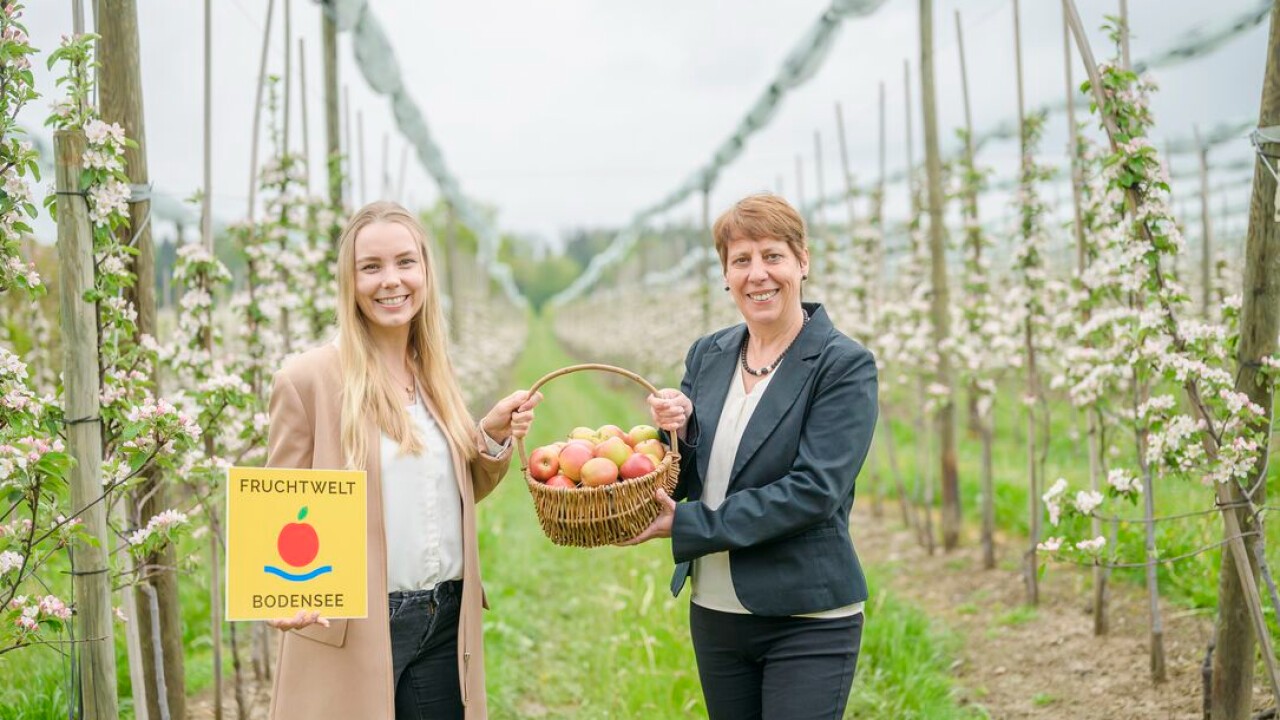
712, 194, 808, 271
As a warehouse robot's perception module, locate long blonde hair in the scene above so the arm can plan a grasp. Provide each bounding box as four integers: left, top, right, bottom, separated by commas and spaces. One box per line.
336, 201, 477, 470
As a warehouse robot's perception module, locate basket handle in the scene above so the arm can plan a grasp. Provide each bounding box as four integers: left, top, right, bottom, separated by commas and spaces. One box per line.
515, 363, 663, 470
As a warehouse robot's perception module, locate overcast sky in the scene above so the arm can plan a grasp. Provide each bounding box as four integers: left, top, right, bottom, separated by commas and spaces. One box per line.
20, 1, 1271, 248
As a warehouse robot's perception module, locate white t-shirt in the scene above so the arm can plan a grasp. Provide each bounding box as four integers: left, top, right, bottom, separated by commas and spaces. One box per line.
691, 364, 864, 619
380, 396, 464, 593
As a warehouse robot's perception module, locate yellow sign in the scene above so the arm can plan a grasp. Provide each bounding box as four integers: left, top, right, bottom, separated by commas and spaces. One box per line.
225, 467, 367, 621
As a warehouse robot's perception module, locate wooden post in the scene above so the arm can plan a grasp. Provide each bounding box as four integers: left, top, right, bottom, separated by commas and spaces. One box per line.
282, 0, 292, 154
322, 4, 342, 220
444, 202, 461, 341
1195, 127, 1214, 319
200, 4, 224, 712
920, 0, 959, 552
1014, 0, 1041, 606
957, 10, 997, 570
246, 0, 276, 225
1063, 1, 1108, 635
95, 1, 185, 714
397, 144, 409, 204
56, 129, 120, 720
1212, 1, 1280, 715
357, 110, 367, 206
701, 185, 713, 335
381, 132, 390, 200
813, 129, 828, 280
299, 37, 311, 194
795, 155, 806, 227
904, 57, 935, 555
343, 85, 353, 206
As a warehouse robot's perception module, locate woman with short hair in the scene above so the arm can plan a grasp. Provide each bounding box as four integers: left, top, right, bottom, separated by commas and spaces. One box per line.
624, 193, 878, 720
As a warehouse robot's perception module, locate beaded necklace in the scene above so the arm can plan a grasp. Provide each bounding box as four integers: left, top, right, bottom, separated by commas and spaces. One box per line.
739, 309, 810, 377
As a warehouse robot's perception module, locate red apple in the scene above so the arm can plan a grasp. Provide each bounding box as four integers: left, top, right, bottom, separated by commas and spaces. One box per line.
633, 438, 666, 465
626, 424, 660, 447
619, 453, 657, 481
545, 474, 576, 489
557, 442, 595, 481
579, 457, 619, 487
594, 436, 632, 467
277, 507, 319, 567
529, 445, 560, 482
596, 424, 626, 442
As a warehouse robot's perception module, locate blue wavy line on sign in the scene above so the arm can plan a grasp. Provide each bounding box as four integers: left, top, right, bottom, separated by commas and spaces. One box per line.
263, 565, 333, 582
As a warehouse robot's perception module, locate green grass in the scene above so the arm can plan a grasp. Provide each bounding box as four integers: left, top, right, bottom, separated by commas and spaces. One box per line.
479, 312, 979, 718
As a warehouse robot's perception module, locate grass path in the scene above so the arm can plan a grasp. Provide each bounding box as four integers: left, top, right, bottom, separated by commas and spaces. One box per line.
479, 313, 980, 718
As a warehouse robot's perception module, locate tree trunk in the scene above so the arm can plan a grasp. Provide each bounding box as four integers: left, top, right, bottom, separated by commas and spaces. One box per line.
95, 3, 186, 714
56, 129, 120, 720
919, 0, 960, 551
1212, 3, 1280, 716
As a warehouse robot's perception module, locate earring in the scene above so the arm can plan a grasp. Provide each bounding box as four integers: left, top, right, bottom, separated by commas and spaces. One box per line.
802, 274, 808, 281
723, 286, 729, 291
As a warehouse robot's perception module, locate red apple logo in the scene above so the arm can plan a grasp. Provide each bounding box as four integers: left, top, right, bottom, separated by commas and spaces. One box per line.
277, 507, 320, 567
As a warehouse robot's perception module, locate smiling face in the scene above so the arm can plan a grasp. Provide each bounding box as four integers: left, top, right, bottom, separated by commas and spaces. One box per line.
723, 234, 808, 329
352, 220, 427, 335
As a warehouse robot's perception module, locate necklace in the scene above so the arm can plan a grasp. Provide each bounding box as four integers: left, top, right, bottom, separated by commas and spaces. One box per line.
740, 310, 810, 377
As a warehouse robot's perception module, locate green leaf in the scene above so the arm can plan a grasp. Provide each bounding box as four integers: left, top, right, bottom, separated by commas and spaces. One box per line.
298, 506, 308, 521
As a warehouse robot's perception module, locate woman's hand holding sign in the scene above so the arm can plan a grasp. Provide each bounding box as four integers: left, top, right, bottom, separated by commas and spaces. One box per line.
267, 609, 330, 632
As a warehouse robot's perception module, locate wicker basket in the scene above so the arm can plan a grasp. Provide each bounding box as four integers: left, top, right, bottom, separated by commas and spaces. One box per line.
517, 363, 681, 548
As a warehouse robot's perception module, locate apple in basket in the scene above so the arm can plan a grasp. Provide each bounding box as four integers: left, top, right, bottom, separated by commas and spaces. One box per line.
627, 424, 660, 446
528, 445, 560, 482
545, 474, 576, 490
633, 439, 665, 465
596, 424, 627, 442
594, 436, 632, 467
569, 426, 599, 442
558, 442, 595, 481
579, 457, 619, 487
619, 453, 656, 481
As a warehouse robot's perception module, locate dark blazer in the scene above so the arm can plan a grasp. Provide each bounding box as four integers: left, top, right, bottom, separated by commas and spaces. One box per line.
668, 302, 877, 616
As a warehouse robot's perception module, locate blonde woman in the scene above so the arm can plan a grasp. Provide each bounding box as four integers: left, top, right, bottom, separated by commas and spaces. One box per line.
264, 201, 540, 719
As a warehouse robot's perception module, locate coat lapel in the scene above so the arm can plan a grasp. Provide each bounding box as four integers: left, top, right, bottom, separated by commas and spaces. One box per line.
729, 303, 829, 482
694, 325, 745, 484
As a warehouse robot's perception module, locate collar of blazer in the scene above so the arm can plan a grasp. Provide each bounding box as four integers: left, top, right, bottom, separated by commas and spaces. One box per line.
694, 302, 831, 486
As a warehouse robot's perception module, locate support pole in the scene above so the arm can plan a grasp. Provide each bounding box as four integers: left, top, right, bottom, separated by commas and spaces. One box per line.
56, 129, 120, 720
1196, 126, 1214, 319
920, 0, 959, 552
323, 3, 341, 220
96, 1, 185, 713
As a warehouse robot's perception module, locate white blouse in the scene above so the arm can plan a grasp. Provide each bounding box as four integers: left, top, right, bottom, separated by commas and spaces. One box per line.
380, 396, 464, 593
691, 364, 864, 619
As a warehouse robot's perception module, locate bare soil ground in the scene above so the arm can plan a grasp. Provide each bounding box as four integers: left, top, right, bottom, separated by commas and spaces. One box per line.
854, 506, 1273, 719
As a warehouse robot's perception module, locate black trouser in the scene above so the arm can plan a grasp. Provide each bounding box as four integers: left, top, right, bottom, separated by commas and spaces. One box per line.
388, 580, 463, 720
689, 602, 863, 720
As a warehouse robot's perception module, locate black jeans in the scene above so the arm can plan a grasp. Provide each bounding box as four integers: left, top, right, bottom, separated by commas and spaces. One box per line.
689, 602, 864, 720
388, 580, 463, 720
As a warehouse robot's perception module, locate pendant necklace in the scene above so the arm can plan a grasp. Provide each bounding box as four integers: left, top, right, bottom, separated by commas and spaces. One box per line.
740, 309, 810, 377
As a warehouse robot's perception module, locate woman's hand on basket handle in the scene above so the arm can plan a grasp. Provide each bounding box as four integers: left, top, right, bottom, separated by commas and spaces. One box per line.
481, 390, 543, 444
616, 489, 676, 546
266, 609, 329, 632
647, 389, 692, 440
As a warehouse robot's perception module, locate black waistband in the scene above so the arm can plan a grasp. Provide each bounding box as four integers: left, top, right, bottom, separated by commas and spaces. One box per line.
388, 579, 462, 602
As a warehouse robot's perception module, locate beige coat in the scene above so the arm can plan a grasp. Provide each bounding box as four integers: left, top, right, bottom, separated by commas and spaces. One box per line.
265, 343, 509, 719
